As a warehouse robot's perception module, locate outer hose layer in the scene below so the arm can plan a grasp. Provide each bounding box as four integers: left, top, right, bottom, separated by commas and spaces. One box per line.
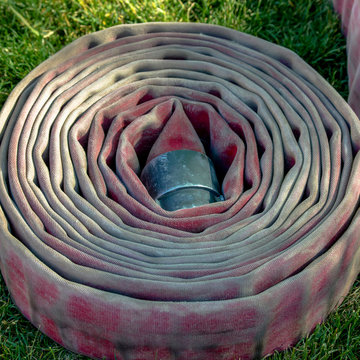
0, 23, 360, 360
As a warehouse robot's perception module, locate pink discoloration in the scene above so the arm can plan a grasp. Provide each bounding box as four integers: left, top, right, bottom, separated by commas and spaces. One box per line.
181, 306, 257, 335
229, 308, 258, 331
263, 285, 304, 355
139, 310, 171, 334
340, 228, 360, 273
6, 252, 31, 319
33, 274, 59, 306
68, 296, 94, 323
220, 144, 238, 169
305, 303, 327, 333
40, 315, 63, 345
72, 329, 119, 360
220, 286, 240, 300
127, 346, 174, 360
67, 295, 127, 334
310, 265, 333, 301
146, 101, 205, 163
184, 106, 212, 140
181, 312, 221, 333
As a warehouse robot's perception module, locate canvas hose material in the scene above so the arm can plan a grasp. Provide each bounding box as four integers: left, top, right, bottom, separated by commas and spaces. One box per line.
0, 23, 360, 360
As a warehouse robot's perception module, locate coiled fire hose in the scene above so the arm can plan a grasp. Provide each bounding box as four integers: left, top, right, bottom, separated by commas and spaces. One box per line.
1, 23, 360, 360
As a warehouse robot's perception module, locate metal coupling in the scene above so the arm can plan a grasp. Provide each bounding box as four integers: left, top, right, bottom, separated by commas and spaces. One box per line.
140, 149, 222, 211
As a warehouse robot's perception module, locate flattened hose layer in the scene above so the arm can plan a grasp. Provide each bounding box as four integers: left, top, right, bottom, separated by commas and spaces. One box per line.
0, 23, 360, 359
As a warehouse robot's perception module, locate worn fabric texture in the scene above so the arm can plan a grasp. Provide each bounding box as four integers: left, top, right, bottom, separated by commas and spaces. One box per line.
0, 23, 360, 360
333, 0, 360, 116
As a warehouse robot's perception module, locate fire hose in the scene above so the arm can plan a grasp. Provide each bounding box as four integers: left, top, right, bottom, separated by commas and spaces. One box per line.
0, 23, 360, 360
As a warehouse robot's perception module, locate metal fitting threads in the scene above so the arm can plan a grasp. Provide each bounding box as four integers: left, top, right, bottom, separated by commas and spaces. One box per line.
140, 149, 222, 211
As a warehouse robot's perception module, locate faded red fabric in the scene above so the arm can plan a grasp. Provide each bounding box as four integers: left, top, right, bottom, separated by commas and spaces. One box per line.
0, 23, 360, 360
333, 0, 360, 116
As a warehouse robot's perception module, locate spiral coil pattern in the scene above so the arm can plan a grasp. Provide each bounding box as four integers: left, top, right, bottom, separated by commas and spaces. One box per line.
1, 23, 360, 360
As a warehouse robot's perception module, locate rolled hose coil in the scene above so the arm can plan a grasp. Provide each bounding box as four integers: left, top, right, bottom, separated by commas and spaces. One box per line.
0, 23, 360, 360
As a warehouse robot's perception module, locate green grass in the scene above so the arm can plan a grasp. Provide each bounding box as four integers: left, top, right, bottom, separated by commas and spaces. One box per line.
0, 0, 358, 359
